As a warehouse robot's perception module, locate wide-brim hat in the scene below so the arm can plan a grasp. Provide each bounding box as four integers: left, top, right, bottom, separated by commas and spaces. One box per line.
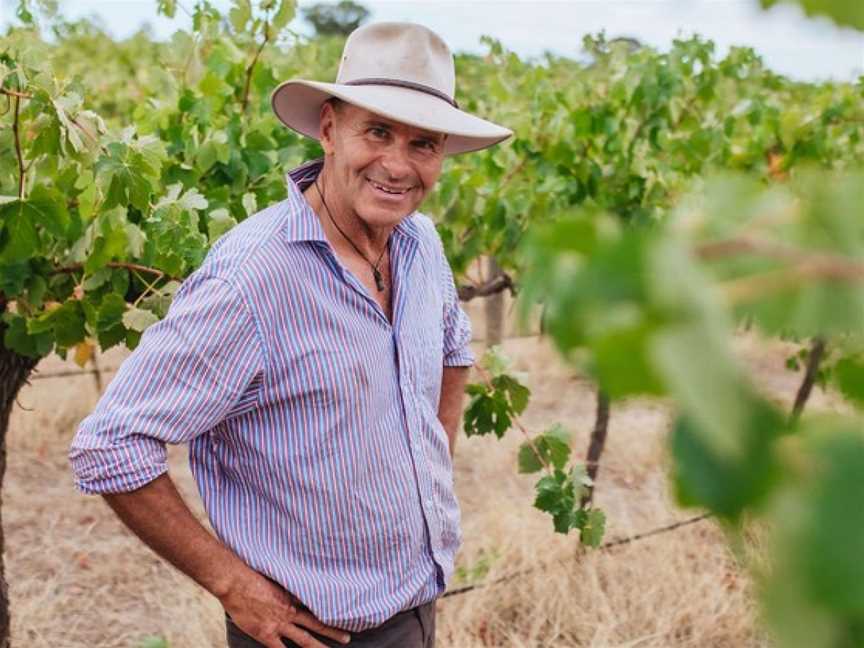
271, 22, 513, 155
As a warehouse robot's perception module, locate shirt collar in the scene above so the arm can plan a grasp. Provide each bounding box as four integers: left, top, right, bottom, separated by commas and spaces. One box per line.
282, 159, 421, 244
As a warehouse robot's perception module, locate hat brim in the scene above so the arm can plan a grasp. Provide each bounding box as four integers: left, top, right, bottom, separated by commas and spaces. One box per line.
270, 80, 512, 156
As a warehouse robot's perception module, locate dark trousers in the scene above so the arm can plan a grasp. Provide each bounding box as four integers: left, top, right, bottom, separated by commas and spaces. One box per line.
225, 601, 436, 648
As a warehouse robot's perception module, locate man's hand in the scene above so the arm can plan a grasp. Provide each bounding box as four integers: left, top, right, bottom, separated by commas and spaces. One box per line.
99, 473, 349, 648
221, 567, 351, 648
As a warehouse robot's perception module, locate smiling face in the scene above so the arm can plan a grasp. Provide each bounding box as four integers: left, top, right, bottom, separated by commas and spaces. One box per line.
317, 99, 447, 230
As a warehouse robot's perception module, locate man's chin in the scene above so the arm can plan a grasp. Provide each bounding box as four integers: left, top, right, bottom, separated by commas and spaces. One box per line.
357, 205, 417, 229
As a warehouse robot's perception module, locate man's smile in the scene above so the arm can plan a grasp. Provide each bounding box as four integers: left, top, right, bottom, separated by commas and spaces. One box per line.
366, 177, 414, 197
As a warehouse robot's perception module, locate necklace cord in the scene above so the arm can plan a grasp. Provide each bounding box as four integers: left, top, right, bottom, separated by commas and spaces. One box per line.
314, 180, 388, 291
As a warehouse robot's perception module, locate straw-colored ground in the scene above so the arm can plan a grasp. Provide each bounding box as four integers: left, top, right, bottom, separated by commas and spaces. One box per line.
5, 307, 849, 647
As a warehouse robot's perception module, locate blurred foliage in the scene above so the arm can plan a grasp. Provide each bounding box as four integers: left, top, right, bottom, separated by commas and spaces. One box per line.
302, 0, 369, 37
761, 0, 864, 30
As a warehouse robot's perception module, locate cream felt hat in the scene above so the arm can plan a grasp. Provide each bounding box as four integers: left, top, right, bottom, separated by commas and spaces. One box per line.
270, 22, 512, 155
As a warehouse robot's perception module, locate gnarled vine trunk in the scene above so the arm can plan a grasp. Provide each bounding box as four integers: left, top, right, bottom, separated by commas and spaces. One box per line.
0, 298, 39, 648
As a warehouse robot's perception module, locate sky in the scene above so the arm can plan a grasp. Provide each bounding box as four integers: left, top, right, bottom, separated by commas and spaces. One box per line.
2, 0, 863, 82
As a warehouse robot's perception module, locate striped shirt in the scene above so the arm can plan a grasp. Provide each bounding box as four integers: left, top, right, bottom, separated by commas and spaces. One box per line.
68, 160, 475, 632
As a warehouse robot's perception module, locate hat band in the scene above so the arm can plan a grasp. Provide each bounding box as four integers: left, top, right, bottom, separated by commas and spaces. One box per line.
344, 77, 459, 109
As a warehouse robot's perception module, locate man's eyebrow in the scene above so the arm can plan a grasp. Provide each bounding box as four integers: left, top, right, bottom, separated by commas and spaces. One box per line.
410, 129, 446, 143
361, 119, 444, 142
415, 131, 445, 143
362, 119, 394, 130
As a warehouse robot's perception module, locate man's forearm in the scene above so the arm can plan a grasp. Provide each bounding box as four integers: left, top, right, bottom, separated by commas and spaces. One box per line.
101, 472, 249, 600
438, 365, 470, 456
103, 472, 350, 646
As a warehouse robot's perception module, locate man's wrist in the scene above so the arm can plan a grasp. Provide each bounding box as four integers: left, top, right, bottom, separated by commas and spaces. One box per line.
203, 552, 252, 602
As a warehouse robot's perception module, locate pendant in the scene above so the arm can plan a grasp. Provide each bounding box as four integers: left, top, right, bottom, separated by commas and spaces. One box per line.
373, 267, 385, 292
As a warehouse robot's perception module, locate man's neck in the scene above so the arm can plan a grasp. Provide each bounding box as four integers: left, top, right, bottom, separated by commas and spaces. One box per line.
302, 167, 393, 262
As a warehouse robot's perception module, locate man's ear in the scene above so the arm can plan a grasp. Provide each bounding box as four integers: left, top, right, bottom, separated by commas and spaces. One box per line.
319, 100, 337, 156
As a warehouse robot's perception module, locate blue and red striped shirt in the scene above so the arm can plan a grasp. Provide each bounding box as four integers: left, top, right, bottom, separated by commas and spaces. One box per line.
68, 160, 475, 631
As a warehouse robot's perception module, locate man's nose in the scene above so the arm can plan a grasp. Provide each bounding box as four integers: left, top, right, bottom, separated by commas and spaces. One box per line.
378, 145, 412, 180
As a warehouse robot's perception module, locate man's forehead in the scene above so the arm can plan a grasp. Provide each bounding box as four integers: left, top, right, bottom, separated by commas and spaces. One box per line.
338, 103, 446, 140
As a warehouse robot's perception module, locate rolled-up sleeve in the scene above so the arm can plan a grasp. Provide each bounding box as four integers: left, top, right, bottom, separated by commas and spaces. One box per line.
69, 272, 265, 494
437, 241, 475, 368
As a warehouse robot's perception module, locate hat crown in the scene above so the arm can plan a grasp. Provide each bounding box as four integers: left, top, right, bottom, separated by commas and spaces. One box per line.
335, 22, 456, 100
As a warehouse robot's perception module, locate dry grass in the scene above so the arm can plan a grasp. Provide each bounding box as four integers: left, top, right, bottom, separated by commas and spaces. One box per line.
6, 320, 850, 647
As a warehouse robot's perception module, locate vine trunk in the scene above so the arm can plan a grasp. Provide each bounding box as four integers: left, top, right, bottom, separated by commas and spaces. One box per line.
0, 299, 40, 648
484, 257, 505, 347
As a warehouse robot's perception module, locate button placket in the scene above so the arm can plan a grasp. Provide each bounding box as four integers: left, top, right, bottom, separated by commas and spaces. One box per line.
394, 336, 444, 562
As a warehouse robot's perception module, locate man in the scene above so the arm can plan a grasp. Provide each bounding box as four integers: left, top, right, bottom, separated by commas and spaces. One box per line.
69, 21, 511, 648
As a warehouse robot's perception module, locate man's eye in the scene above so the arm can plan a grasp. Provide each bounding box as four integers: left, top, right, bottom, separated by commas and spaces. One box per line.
369, 127, 389, 139
415, 139, 437, 152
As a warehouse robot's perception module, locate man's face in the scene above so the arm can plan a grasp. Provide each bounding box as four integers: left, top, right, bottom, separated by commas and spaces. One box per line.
319, 101, 447, 228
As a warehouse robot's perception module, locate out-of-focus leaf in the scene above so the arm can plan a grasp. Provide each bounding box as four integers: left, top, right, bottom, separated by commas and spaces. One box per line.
763, 421, 864, 648
760, 0, 864, 30
670, 396, 787, 521
834, 354, 864, 407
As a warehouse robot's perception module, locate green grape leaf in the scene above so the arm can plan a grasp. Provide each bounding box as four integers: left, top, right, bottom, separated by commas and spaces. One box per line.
96, 141, 160, 211
463, 383, 512, 439
140, 286, 179, 319
533, 468, 588, 535
27, 300, 86, 348
85, 207, 130, 274
0, 262, 31, 297
111, 268, 130, 296
492, 374, 530, 414
0, 202, 39, 262
463, 370, 530, 439
83, 268, 112, 291
77, 182, 98, 221
242, 192, 257, 216
578, 508, 607, 548
154, 183, 209, 212
125, 223, 147, 258
97, 293, 128, 349
156, 0, 177, 18
25, 185, 70, 238
52, 92, 85, 154
29, 110, 62, 157
194, 132, 230, 173
229, 0, 252, 32
207, 208, 238, 243
122, 306, 159, 333
480, 345, 511, 376
2, 312, 53, 358
271, 0, 296, 32
518, 423, 571, 473
26, 274, 47, 309
834, 354, 864, 406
